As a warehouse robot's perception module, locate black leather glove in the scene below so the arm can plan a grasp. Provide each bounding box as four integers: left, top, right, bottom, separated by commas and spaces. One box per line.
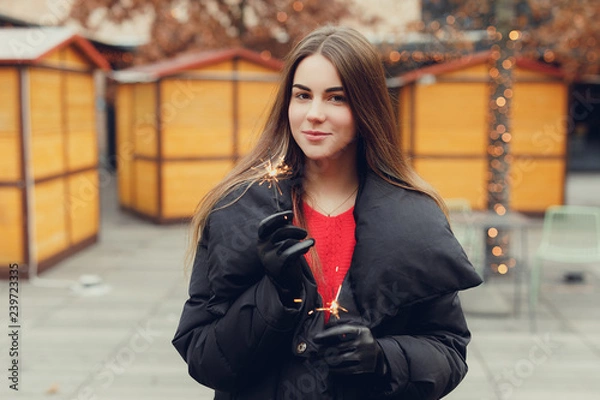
313, 324, 388, 376
257, 210, 314, 304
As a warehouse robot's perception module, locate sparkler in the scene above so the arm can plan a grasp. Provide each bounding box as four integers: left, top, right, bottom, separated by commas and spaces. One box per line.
313, 285, 348, 320
255, 153, 291, 211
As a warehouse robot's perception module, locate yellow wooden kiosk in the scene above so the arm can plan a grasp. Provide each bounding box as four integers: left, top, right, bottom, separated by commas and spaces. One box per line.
113, 48, 282, 223
390, 51, 567, 213
0, 28, 110, 278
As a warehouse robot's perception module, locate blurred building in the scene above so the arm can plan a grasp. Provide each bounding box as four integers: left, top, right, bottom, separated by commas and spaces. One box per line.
415, 0, 600, 172
0, 27, 109, 278
388, 51, 568, 213
111, 48, 283, 223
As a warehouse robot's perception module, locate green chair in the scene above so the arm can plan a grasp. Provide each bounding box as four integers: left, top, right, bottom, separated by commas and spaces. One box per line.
529, 205, 600, 313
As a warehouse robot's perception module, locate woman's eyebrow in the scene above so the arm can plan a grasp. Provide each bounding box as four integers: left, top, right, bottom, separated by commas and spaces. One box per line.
292, 83, 344, 93
325, 86, 344, 93
292, 83, 311, 91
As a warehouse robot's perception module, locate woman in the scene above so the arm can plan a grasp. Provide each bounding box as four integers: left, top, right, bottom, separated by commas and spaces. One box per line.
173, 26, 482, 399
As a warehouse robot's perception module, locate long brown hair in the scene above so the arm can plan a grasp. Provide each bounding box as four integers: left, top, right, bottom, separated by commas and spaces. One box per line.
187, 26, 446, 269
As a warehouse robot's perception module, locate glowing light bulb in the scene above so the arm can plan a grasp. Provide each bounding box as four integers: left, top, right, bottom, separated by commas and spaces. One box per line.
498, 264, 508, 274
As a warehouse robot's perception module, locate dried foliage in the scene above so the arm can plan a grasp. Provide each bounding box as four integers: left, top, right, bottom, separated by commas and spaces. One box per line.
67, 0, 372, 63
523, 0, 600, 77
416, 0, 600, 79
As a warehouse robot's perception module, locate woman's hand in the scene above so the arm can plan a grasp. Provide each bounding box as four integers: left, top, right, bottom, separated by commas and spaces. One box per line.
257, 210, 314, 302
314, 324, 388, 376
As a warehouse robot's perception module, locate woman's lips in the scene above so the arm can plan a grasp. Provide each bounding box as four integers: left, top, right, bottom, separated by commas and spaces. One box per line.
303, 130, 330, 141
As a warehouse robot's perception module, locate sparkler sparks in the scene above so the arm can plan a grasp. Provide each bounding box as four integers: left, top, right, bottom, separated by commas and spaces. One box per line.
314, 285, 348, 320
255, 155, 291, 211
257, 156, 291, 193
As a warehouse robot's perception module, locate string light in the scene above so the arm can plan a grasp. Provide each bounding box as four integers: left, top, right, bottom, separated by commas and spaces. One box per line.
389, 51, 401, 63
277, 11, 288, 23
292, 1, 304, 12
494, 204, 507, 216
485, 10, 515, 276
412, 51, 425, 62
260, 50, 272, 60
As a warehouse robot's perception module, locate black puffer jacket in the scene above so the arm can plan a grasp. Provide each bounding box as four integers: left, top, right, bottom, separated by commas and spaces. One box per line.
173, 172, 483, 399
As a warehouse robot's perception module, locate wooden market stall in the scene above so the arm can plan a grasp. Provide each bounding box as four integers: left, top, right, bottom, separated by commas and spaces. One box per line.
113, 48, 282, 223
390, 51, 568, 213
0, 27, 110, 278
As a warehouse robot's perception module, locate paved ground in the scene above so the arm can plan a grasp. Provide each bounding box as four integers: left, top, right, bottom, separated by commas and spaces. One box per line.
1, 172, 599, 400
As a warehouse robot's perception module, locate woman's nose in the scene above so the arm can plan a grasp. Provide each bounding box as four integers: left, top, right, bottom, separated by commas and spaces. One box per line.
306, 100, 325, 122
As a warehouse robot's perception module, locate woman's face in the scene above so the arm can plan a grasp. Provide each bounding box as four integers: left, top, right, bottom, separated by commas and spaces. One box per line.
288, 54, 357, 163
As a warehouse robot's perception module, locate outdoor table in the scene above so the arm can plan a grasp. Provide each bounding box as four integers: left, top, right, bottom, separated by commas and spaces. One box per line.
450, 210, 534, 315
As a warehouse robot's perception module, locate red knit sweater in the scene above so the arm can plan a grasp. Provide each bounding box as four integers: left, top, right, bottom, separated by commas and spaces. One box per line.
302, 202, 356, 322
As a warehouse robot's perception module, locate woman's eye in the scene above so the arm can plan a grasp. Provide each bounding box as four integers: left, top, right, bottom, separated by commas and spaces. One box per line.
331, 94, 347, 103
295, 92, 310, 100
